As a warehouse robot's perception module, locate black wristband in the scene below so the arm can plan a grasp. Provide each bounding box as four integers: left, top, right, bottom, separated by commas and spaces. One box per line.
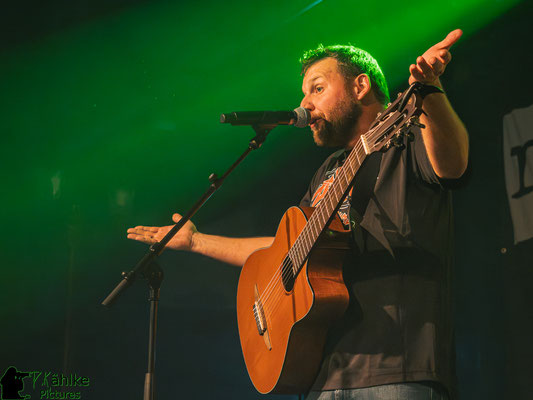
412, 81, 444, 98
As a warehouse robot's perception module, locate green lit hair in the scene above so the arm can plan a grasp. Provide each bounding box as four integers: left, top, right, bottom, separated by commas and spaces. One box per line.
300, 44, 390, 105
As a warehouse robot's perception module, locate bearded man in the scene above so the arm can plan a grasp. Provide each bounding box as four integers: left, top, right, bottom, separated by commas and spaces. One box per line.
127, 29, 469, 400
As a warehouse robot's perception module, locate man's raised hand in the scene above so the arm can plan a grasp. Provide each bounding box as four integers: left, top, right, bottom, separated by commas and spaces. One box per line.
126, 213, 197, 251
409, 29, 462, 86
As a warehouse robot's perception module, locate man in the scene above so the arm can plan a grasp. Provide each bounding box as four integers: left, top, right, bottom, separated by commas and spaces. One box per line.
127, 29, 468, 399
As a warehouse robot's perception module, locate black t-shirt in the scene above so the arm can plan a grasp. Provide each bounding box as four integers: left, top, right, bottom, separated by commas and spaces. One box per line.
300, 128, 456, 397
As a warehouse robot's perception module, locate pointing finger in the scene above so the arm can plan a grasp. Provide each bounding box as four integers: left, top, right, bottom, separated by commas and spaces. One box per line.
434, 29, 463, 50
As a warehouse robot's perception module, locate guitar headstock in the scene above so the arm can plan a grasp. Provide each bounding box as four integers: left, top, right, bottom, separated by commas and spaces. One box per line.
361, 83, 425, 154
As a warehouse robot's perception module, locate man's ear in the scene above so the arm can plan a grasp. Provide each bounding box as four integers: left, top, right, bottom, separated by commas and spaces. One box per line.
353, 74, 372, 101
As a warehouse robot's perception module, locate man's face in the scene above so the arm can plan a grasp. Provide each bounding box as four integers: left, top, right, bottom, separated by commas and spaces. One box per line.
300, 57, 361, 147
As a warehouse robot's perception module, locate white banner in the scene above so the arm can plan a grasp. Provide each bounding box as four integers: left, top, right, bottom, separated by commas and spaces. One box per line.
503, 104, 533, 244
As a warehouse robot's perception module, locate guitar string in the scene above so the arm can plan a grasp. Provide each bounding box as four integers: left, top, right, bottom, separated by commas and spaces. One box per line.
258, 104, 415, 320
258, 115, 397, 316
257, 156, 357, 322
261, 151, 360, 320
259, 139, 366, 318
260, 119, 406, 320
258, 188, 346, 320
264, 112, 421, 320
256, 140, 362, 309
259, 136, 363, 304
257, 110, 400, 316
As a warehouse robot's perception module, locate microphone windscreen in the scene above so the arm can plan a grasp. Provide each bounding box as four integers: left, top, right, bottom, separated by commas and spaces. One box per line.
293, 107, 311, 128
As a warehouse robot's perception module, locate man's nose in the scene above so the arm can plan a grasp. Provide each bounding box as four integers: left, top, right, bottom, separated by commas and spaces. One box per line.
300, 96, 314, 111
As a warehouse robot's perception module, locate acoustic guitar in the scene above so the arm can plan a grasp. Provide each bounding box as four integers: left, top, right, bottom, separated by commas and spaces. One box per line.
236, 84, 424, 394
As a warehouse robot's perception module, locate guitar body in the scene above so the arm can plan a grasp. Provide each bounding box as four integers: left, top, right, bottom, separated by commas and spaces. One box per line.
236, 85, 424, 394
236, 206, 351, 394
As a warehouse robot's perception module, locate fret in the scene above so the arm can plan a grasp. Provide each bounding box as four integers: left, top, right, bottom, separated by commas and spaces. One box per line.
306, 229, 313, 250
303, 221, 311, 242
326, 190, 335, 211
347, 158, 355, 175
333, 185, 343, 205
299, 236, 308, 270
295, 239, 302, 263
320, 192, 329, 213
287, 248, 295, 268
333, 183, 341, 203
336, 172, 345, 189
295, 245, 303, 269
300, 234, 312, 255
299, 243, 306, 268
317, 207, 325, 227
294, 244, 302, 268
341, 170, 349, 187
309, 223, 317, 242
287, 250, 297, 273
290, 242, 297, 260
354, 150, 360, 165
321, 192, 331, 210
354, 154, 361, 170
311, 218, 320, 240
296, 239, 304, 257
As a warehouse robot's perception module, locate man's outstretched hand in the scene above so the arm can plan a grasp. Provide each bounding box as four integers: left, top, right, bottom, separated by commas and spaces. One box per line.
127, 213, 197, 251
409, 29, 462, 86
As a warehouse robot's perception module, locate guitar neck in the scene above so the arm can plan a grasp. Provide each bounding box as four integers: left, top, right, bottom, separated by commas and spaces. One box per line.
288, 140, 368, 271
285, 83, 424, 275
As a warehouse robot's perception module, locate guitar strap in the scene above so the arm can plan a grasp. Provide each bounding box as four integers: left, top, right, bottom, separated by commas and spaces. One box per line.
347, 151, 383, 253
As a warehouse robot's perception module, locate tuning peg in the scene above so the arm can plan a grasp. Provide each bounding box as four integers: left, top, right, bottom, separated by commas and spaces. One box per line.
407, 116, 425, 129
381, 142, 391, 152
394, 141, 406, 150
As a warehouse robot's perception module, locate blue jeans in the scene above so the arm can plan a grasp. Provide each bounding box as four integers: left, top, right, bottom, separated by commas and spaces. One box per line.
305, 383, 449, 400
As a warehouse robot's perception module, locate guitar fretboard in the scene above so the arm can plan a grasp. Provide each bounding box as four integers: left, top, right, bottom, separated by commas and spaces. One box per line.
286, 138, 369, 274
283, 85, 422, 277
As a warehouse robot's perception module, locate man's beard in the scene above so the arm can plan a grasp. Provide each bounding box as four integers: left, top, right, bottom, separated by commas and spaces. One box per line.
313, 95, 362, 148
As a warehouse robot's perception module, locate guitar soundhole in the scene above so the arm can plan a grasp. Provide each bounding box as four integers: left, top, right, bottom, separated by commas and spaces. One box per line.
281, 257, 296, 292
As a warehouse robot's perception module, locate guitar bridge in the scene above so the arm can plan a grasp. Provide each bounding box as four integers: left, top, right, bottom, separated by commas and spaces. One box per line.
253, 301, 267, 335
253, 284, 271, 350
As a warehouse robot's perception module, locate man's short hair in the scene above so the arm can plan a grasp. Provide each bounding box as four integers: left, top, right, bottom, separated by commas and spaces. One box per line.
300, 44, 390, 105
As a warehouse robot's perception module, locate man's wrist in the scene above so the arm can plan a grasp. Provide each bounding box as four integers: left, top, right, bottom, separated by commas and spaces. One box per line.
190, 231, 200, 253
412, 81, 445, 98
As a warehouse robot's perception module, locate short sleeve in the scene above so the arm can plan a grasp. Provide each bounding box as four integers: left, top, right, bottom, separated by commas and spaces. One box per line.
408, 127, 442, 186
299, 149, 345, 207
300, 183, 313, 207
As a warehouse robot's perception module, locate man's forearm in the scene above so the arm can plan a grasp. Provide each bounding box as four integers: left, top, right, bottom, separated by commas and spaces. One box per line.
419, 81, 469, 179
191, 234, 274, 267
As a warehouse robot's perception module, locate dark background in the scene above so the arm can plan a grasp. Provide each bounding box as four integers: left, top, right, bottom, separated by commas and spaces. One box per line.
1, 0, 532, 399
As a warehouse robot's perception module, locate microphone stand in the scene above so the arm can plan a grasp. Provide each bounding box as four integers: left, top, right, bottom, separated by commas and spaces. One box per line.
101, 124, 276, 400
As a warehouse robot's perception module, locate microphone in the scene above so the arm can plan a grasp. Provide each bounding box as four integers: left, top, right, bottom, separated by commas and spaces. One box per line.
220, 107, 310, 128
